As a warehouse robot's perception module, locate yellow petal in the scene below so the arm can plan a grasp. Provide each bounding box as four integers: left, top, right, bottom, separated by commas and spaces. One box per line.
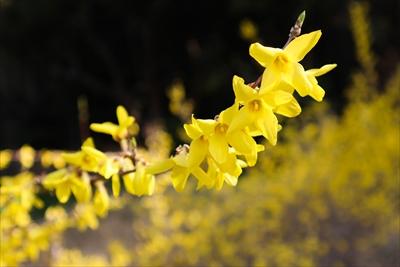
192, 166, 213, 186
116, 106, 129, 125
42, 169, 68, 188
71, 173, 92, 203
284, 30, 322, 62
232, 75, 257, 103
310, 83, 326, 102
81, 146, 107, 161
249, 43, 281, 67
171, 166, 190, 192
146, 159, 174, 175
99, 158, 119, 179
219, 153, 242, 177
112, 174, 121, 198
224, 173, 238, 187
82, 137, 95, 148
227, 130, 256, 155
187, 138, 208, 167
122, 173, 135, 194
209, 133, 229, 164
90, 122, 118, 136
55, 184, 71, 203
275, 97, 302, 117
19, 145, 35, 169
256, 109, 278, 145
0, 149, 13, 169
219, 103, 239, 125
62, 151, 83, 166
184, 123, 202, 140
195, 119, 216, 135
93, 183, 109, 217
227, 105, 256, 134
307, 63, 337, 77
286, 63, 312, 96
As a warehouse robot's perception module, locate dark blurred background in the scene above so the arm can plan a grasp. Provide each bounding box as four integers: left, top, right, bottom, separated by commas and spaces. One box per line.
0, 0, 398, 149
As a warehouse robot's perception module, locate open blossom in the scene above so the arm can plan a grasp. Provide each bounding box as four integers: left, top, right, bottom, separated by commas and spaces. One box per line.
250, 30, 322, 96
184, 105, 257, 165
62, 138, 119, 179
90, 105, 139, 141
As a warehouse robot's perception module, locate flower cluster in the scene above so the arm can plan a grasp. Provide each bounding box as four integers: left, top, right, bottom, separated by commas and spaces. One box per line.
0, 13, 338, 266
152, 30, 336, 191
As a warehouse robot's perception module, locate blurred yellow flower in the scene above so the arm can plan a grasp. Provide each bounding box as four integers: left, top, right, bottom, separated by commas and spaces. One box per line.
19, 145, 35, 169
250, 30, 322, 96
0, 149, 13, 169
90, 105, 139, 141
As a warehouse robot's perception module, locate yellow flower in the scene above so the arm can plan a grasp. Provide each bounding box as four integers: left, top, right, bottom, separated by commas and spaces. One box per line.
228, 75, 298, 145
42, 169, 92, 203
305, 64, 337, 101
154, 147, 213, 192
19, 145, 35, 169
266, 64, 337, 103
184, 105, 258, 165
250, 30, 322, 95
90, 105, 139, 141
62, 138, 119, 179
0, 149, 13, 169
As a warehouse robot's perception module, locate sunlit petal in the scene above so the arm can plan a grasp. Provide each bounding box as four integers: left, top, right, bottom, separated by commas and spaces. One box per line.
284, 30, 322, 62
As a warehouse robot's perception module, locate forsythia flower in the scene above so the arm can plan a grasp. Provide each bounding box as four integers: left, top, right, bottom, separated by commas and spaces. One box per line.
228, 75, 298, 145
19, 145, 35, 169
42, 169, 92, 203
62, 137, 119, 179
0, 149, 13, 169
184, 104, 258, 165
90, 105, 139, 141
250, 30, 322, 96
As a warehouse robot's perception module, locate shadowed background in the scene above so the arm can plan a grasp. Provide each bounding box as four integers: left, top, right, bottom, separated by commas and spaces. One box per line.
0, 0, 398, 149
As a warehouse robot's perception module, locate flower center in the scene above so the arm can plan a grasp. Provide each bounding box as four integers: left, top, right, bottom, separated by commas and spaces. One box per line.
273, 54, 289, 71
215, 123, 228, 135
249, 99, 262, 112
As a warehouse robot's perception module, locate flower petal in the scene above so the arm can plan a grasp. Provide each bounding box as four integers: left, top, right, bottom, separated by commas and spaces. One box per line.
307, 64, 337, 77
184, 123, 203, 140
56, 184, 71, 203
275, 97, 302, 117
227, 130, 256, 155
146, 159, 175, 175
232, 75, 257, 103
227, 105, 256, 134
309, 83, 326, 102
286, 63, 312, 96
112, 174, 121, 198
171, 166, 190, 192
195, 119, 217, 135
249, 43, 281, 67
284, 30, 322, 62
219, 103, 239, 125
256, 109, 278, 145
116, 106, 129, 125
187, 138, 208, 167
209, 133, 229, 164
90, 122, 118, 136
